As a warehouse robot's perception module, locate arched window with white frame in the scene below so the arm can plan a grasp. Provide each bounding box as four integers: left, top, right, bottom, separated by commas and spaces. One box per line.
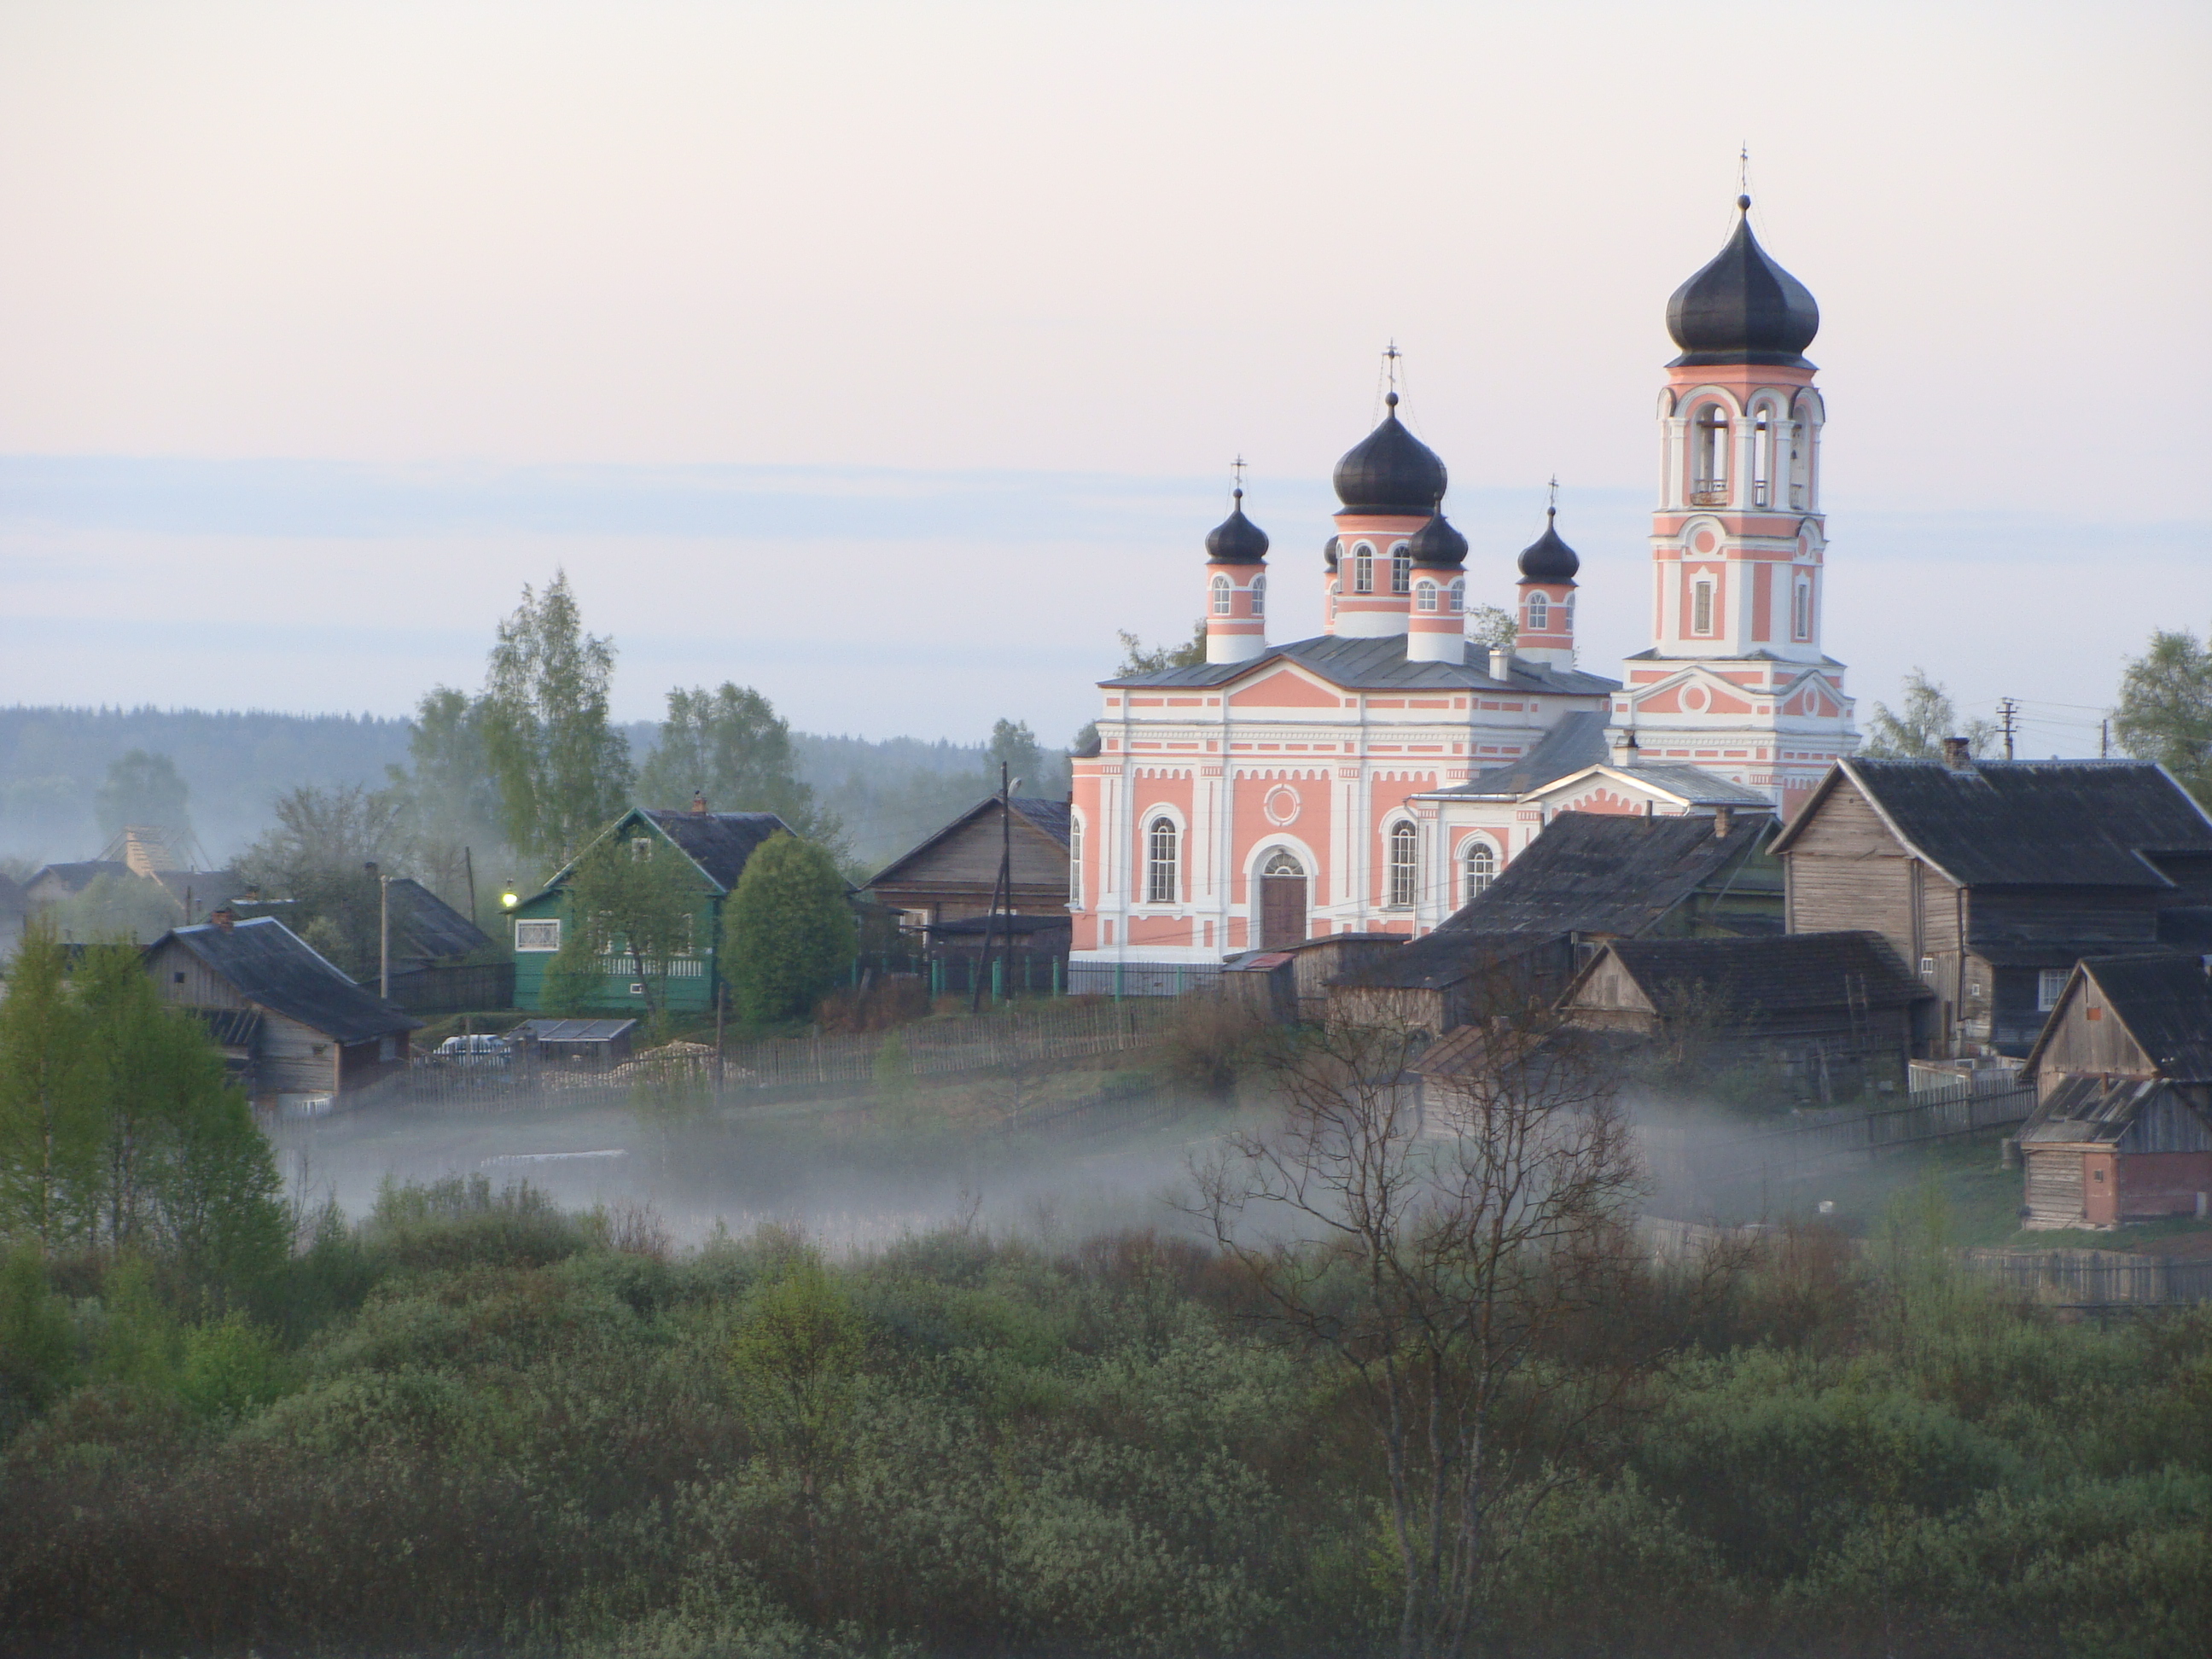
1447, 578, 1464, 614
1251, 573, 1266, 617
1390, 544, 1412, 595
1067, 816, 1083, 908
1352, 544, 1375, 594
1386, 821, 1418, 908
1145, 817, 1179, 905
1692, 578, 1714, 637
1693, 404, 1730, 503
1209, 575, 1231, 616
1526, 591, 1549, 632
1793, 576, 1813, 641
1463, 837, 1496, 903
1414, 579, 1438, 613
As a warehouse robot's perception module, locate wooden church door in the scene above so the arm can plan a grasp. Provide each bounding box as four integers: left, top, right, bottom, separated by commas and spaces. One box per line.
1259, 850, 1307, 950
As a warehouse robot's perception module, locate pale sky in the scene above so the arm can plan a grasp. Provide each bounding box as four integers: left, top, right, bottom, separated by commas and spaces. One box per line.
2, 1, 2207, 754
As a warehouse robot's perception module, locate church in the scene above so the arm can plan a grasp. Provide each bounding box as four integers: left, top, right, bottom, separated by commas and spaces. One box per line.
1068, 195, 1860, 978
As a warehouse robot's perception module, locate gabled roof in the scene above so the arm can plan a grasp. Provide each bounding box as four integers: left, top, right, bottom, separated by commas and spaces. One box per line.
1772, 760, 2212, 889
1424, 713, 1610, 798
156, 917, 416, 1044
638, 809, 791, 893
26, 860, 131, 896
864, 795, 1072, 889
1569, 931, 1926, 1016
2023, 952, 2212, 1081
1104, 633, 1618, 698
383, 877, 491, 961
1534, 762, 1774, 809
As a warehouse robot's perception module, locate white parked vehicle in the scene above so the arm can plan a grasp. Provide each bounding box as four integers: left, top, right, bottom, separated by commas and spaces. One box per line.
430, 1033, 513, 1067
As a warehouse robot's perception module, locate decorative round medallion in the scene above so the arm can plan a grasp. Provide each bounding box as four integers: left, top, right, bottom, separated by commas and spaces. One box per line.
1263, 785, 1301, 826
1693, 531, 1716, 555
1682, 685, 1711, 713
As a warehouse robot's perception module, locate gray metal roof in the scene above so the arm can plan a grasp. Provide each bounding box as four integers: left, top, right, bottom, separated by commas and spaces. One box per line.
1426, 713, 1610, 798
515, 1018, 637, 1044
159, 917, 416, 1045
1104, 633, 1618, 698
1582, 930, 1925, 1015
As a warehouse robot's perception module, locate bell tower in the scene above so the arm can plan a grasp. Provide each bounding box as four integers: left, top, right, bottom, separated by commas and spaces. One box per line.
1615, 193, 1857, 818
1202, 465, 1270, 666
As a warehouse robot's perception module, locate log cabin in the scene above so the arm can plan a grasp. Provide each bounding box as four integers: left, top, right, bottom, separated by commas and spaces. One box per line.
2017, 954, 2212, 1229
146, 910, 417, 1115
1770, 755, 2212, 1058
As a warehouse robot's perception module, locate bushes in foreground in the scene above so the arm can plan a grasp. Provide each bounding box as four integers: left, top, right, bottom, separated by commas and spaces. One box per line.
0, 1183, 2206, 1657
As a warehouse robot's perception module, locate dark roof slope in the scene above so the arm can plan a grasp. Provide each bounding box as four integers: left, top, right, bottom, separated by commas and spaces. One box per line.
1106, 633, 1617, 697
1443, 812, 1773, 939
864, 795, 1072, 889
385, 877, 491, 961
1346, 929, 1556, 992
1010, 797, 1073, 847
1592, 931, 1925, 1015
2084, 953, 2212, 1080
161, 917, 415, 1044
27, 860, 131, 896
1429, 713, 1610, 798
641, 810, 791, 893
1778, 760, 2212, 889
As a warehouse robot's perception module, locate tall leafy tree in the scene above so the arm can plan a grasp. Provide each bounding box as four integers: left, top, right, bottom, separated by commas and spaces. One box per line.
235, 783, 405, 981
985, 719, 1053, 795
1860, 669, 1999, 760
724, 833, 857, 1025
635, 684, 843, 851
481, 572, 633, 864
1115, 623, 1208, 675
2112, 627, 2212, 804
555, 829, 711, 1027
94, 750, 193, 841
389, 686, 509, 910
0, 923, 97, 1251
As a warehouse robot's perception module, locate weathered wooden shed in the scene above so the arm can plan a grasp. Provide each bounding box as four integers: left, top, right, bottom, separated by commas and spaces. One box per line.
146, 912, 417, 1115
1771, 756, 2212, 1058
864, 796, 1073, 932
1331, 810, 1781, 1038
2017, 953, 2212, 1228
1557, 930, 1928, 1096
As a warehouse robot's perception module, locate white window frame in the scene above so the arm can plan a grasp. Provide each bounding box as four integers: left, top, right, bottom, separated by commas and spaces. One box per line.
1209, 574, 1231, 616
1692, 579, 1714, 637
1251, 573, 1266, 617
515, 917, 562, 952
1145, 816, 1179, 905
1390, 544, 1412, 596
1067, 816, 1083, 908
2038, 968, 2069, 1011
1353, 544, 1375, 594
1463, 838, 1496, 902
1447, 579, 1464, 614
1414, 579, 1438, 613
1386, 821, 1418, 908
1693, 404, 1730, 498
630, 835, 653, 862
1793, 577, 1813, 641
1527, 591, 1549, 632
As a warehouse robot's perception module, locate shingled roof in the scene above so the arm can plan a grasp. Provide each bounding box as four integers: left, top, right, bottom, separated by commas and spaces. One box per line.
1104, 633, 1618, 698
1342, 812, 1775, 992
1773, 760, 2212, 889
2024, 952, 2212, 1081
1574, 931, 1927, 1016
637, 810, 791, 893
158, 917, 416, 1045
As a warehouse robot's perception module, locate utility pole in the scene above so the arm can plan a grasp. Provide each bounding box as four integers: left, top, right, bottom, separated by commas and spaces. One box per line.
1996, 696, 2019, 761
463, 846, 478, 927
367, 864, 391, 1001
969, 762, 1018, 1014
2100, 718, 2110, 759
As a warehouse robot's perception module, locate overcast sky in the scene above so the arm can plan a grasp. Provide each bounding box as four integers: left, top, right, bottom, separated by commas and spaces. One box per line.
2, 1, 2206, 755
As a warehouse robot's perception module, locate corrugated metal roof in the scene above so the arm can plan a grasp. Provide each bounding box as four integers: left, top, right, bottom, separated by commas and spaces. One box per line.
514, 1018, 638, 1043
161, 917, 416, 1045
1103, 633, 1618, 697
2020, 1075, 2212, 1150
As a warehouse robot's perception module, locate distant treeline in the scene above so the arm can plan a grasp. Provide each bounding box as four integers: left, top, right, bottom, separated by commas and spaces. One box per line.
0, 707, 997, 872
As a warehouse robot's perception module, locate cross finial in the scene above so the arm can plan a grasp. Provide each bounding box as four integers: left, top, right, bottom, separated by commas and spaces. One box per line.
1231, 454, 1248, 498
1737, 145, 1751, 212
1383, 341, 1400, 389
1547, 474, 1559, 516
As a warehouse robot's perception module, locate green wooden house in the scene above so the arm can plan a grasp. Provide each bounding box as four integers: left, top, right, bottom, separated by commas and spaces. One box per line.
508, 806, 790, 1015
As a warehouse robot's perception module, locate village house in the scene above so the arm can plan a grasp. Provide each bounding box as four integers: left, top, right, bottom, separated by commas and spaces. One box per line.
1556, 931, 1929, 1099
508, 804, 790, 1016
241, 875, 498, 1014
1769, 754, 2212, 1058
145, 910, 417, 1115
863, 795, 1073, 992
2016, 954, 2212, 1230
1070, 194, 1856, 988
1330, 807, 1780, 1037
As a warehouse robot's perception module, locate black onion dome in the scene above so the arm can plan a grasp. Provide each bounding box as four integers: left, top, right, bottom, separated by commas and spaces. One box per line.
1332, 392, 1448, 515
1407, 507, 1468, 568
1204, 490, 1269, 564
1665, 196, 1819, 368
1517, 509, 1580, 583
1324, 535, 1342, 571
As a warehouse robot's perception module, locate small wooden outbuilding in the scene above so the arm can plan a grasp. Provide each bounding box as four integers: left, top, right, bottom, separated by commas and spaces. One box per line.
2017, 953, 2212, 1229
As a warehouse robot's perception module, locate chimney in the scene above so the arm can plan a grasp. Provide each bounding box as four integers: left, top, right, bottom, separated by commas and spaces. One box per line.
1941, 736, 1972, 771
1712, 806, 1732, 840
209, 905, 236, 932
1487, 643, 1514, 682
691, 790, 708, 815
1608, 726, 1639, 768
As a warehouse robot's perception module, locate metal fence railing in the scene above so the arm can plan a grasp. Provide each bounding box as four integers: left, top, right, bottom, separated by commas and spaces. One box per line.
1066, 961, 1225, 998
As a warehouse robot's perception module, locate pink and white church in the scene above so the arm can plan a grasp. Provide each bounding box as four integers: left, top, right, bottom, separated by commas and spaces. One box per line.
1068, 196, 1859, 974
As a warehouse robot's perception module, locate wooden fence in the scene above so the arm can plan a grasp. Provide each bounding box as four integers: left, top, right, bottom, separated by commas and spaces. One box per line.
1640, 1080, 2040, 1188
1959, 1249, 2212, 1307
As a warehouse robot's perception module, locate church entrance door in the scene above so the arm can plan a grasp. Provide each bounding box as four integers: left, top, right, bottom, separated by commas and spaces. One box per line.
1259, 850, 1307, 951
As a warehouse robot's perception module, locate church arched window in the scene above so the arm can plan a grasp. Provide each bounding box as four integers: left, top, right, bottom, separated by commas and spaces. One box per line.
1793, 577, 1813, 641
1387, 822, 1418, 908
1415, 580, 1438, 613
1390, 544, 1412, 596
1251, 573, 1266, 617
1463, 837, 1496, 902
1447, 579, 1465, 614
1693, 405, 1729, 502
1146, 818, 1179, 905
1692, 578, 1714, 637
1209, 575, 1231, 617
1526, 591, 1550, 632
1353, 544, 1375, 594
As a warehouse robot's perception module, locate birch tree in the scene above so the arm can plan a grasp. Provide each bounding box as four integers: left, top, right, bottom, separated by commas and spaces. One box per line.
481, 572, 633, 863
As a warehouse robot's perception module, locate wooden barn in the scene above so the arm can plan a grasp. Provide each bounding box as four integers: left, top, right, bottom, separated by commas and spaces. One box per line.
1558, 930, 1929, 1097
864, 795, 1073, 933
2017, 953, 2212, 1229
146, 910, 417, 1115
1771, 754, 2212, 1058
1331, 808, 1780, 1039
